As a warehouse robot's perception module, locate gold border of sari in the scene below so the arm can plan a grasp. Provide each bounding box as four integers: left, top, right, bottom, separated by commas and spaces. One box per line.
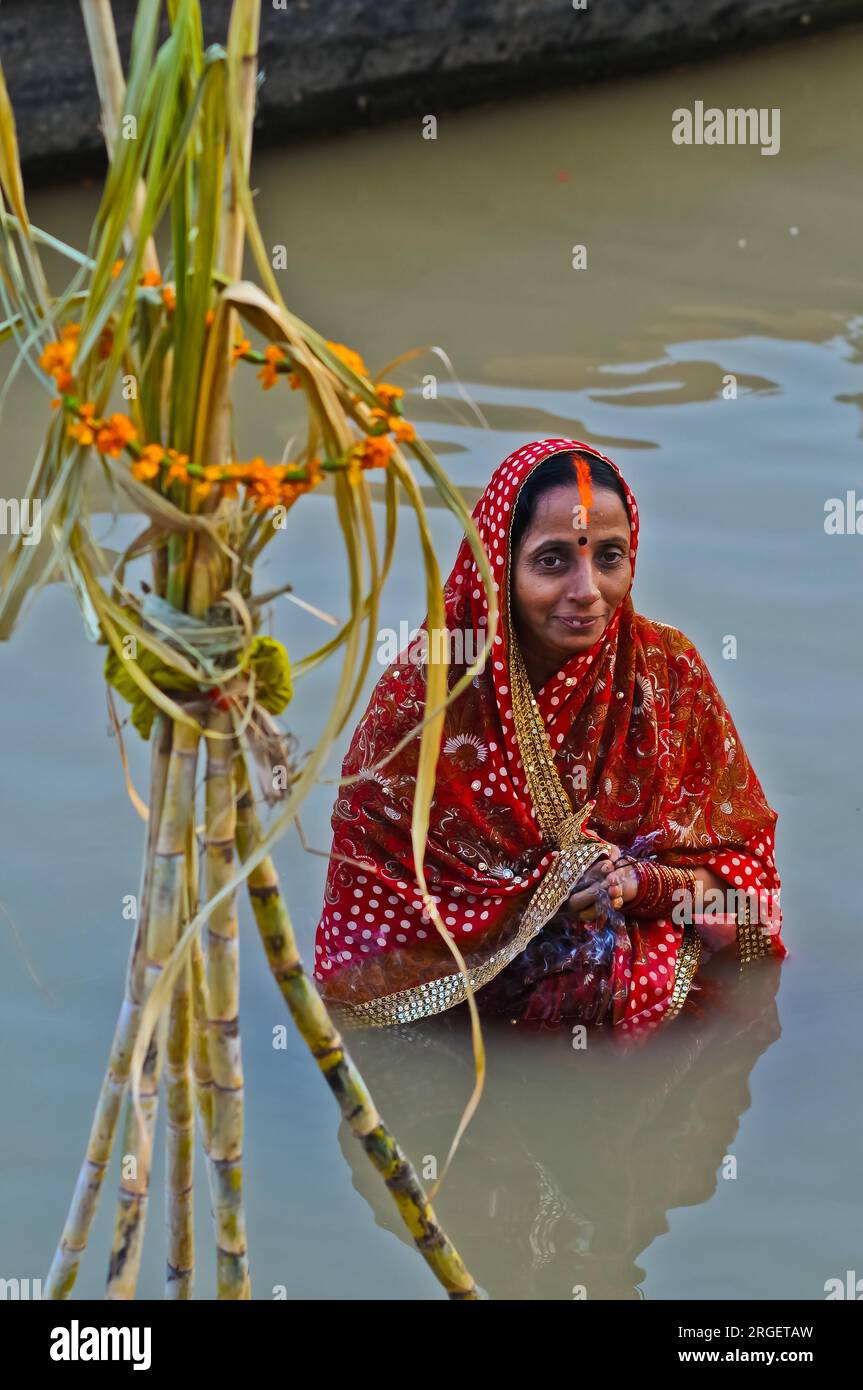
736, 892, 775, 970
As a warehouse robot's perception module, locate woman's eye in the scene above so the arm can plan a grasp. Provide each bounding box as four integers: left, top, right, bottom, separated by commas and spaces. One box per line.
536, 553, 563, 570
598, 549, 625, 567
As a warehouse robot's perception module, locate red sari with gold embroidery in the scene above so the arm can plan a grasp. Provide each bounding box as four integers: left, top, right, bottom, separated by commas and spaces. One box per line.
313, 438, 784, 1035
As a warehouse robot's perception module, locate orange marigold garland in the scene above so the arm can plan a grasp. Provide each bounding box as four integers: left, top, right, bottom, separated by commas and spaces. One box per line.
40, 322, 415, 517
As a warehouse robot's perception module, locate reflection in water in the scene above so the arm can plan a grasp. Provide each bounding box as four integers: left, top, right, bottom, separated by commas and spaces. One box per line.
339, 953, 781, 1300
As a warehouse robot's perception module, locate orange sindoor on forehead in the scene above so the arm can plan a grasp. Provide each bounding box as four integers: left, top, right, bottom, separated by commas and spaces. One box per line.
572, 455, 593, 527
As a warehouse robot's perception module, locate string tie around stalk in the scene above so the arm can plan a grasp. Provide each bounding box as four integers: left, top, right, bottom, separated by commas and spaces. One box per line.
104, 595, 297, 804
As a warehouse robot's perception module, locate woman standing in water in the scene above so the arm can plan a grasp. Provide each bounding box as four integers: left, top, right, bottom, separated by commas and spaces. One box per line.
313, 438, 784, 1035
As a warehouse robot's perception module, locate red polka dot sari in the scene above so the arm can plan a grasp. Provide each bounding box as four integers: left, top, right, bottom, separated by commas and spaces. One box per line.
314, 438, 785, 1036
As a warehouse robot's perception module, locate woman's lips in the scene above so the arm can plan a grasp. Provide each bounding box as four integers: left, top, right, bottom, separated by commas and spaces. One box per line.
555, 614, 601, 631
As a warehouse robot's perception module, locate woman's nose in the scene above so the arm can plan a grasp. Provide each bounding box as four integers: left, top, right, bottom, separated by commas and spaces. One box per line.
565, 558, 602, 604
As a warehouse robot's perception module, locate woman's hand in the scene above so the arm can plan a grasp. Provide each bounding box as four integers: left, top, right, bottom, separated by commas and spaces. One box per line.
563, 844, 639, 924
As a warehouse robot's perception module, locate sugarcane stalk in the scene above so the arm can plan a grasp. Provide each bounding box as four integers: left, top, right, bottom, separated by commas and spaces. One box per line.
186, 814, 214, 1159
186, 0, 259, 619
164, 954, 194, 1298
233, 762, 478, 1300
44, 714, 173, 1299
165, 957, 195, 1297
106, 717, 201, 1299
190, 933, 214, 1154
204, 706, 250, 1298
164, 813, 204, 1297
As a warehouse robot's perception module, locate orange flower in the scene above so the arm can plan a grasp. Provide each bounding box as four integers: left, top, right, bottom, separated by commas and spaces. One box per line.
98, 326, 114, 361
205, 308, 216, 328
165, 449, 191, 486
140, 269, 161, 288
376, 382, 404, 411
288, 372, 302, 390
390, 417, 415, 443
111, 259, 125, 279
39, 331, 77, 389
194, 464, 227, 501
39, 343, 67, 375
95, 412, 137, 458
350, 436, 389, 475
278, 483, 302, 511
68, 402, 98, 447
326, 341, 367, 378
257, 345, 286, 390
162, 285, 176, 313
276, 457, 323, 509
131, 444, 164, 482
248, 464, 286, 512
232, 336, 251, 362
244, 456, 272, 483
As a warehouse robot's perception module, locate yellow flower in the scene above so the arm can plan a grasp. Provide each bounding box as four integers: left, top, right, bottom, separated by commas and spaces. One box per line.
95, 412, 137, 458
326, 341, 367, 377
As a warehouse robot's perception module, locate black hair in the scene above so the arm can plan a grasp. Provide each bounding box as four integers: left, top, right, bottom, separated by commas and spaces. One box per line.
509, 451, 630, 555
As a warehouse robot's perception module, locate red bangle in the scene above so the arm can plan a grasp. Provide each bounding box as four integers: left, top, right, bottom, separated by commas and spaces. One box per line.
629, 862, 696, 919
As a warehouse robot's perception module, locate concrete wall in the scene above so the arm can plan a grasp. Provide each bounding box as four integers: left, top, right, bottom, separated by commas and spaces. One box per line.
2, 0, 861, 178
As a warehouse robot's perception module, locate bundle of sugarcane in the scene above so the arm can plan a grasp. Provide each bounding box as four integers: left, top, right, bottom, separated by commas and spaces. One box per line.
0, 0, 498, 1300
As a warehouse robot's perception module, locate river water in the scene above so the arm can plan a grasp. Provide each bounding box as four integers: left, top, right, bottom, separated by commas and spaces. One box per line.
2, 25, 862, 1300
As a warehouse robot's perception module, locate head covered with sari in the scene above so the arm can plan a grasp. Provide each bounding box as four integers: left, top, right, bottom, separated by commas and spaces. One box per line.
314, 438, 783, 1034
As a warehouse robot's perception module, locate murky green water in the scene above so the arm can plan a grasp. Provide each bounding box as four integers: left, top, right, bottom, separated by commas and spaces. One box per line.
2, 25, 862, 1299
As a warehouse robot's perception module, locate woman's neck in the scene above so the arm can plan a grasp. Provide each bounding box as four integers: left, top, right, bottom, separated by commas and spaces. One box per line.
517, 638, 559, 697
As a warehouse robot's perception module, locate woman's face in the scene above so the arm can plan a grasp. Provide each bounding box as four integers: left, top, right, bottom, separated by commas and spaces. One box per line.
511, 482, 632, 666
